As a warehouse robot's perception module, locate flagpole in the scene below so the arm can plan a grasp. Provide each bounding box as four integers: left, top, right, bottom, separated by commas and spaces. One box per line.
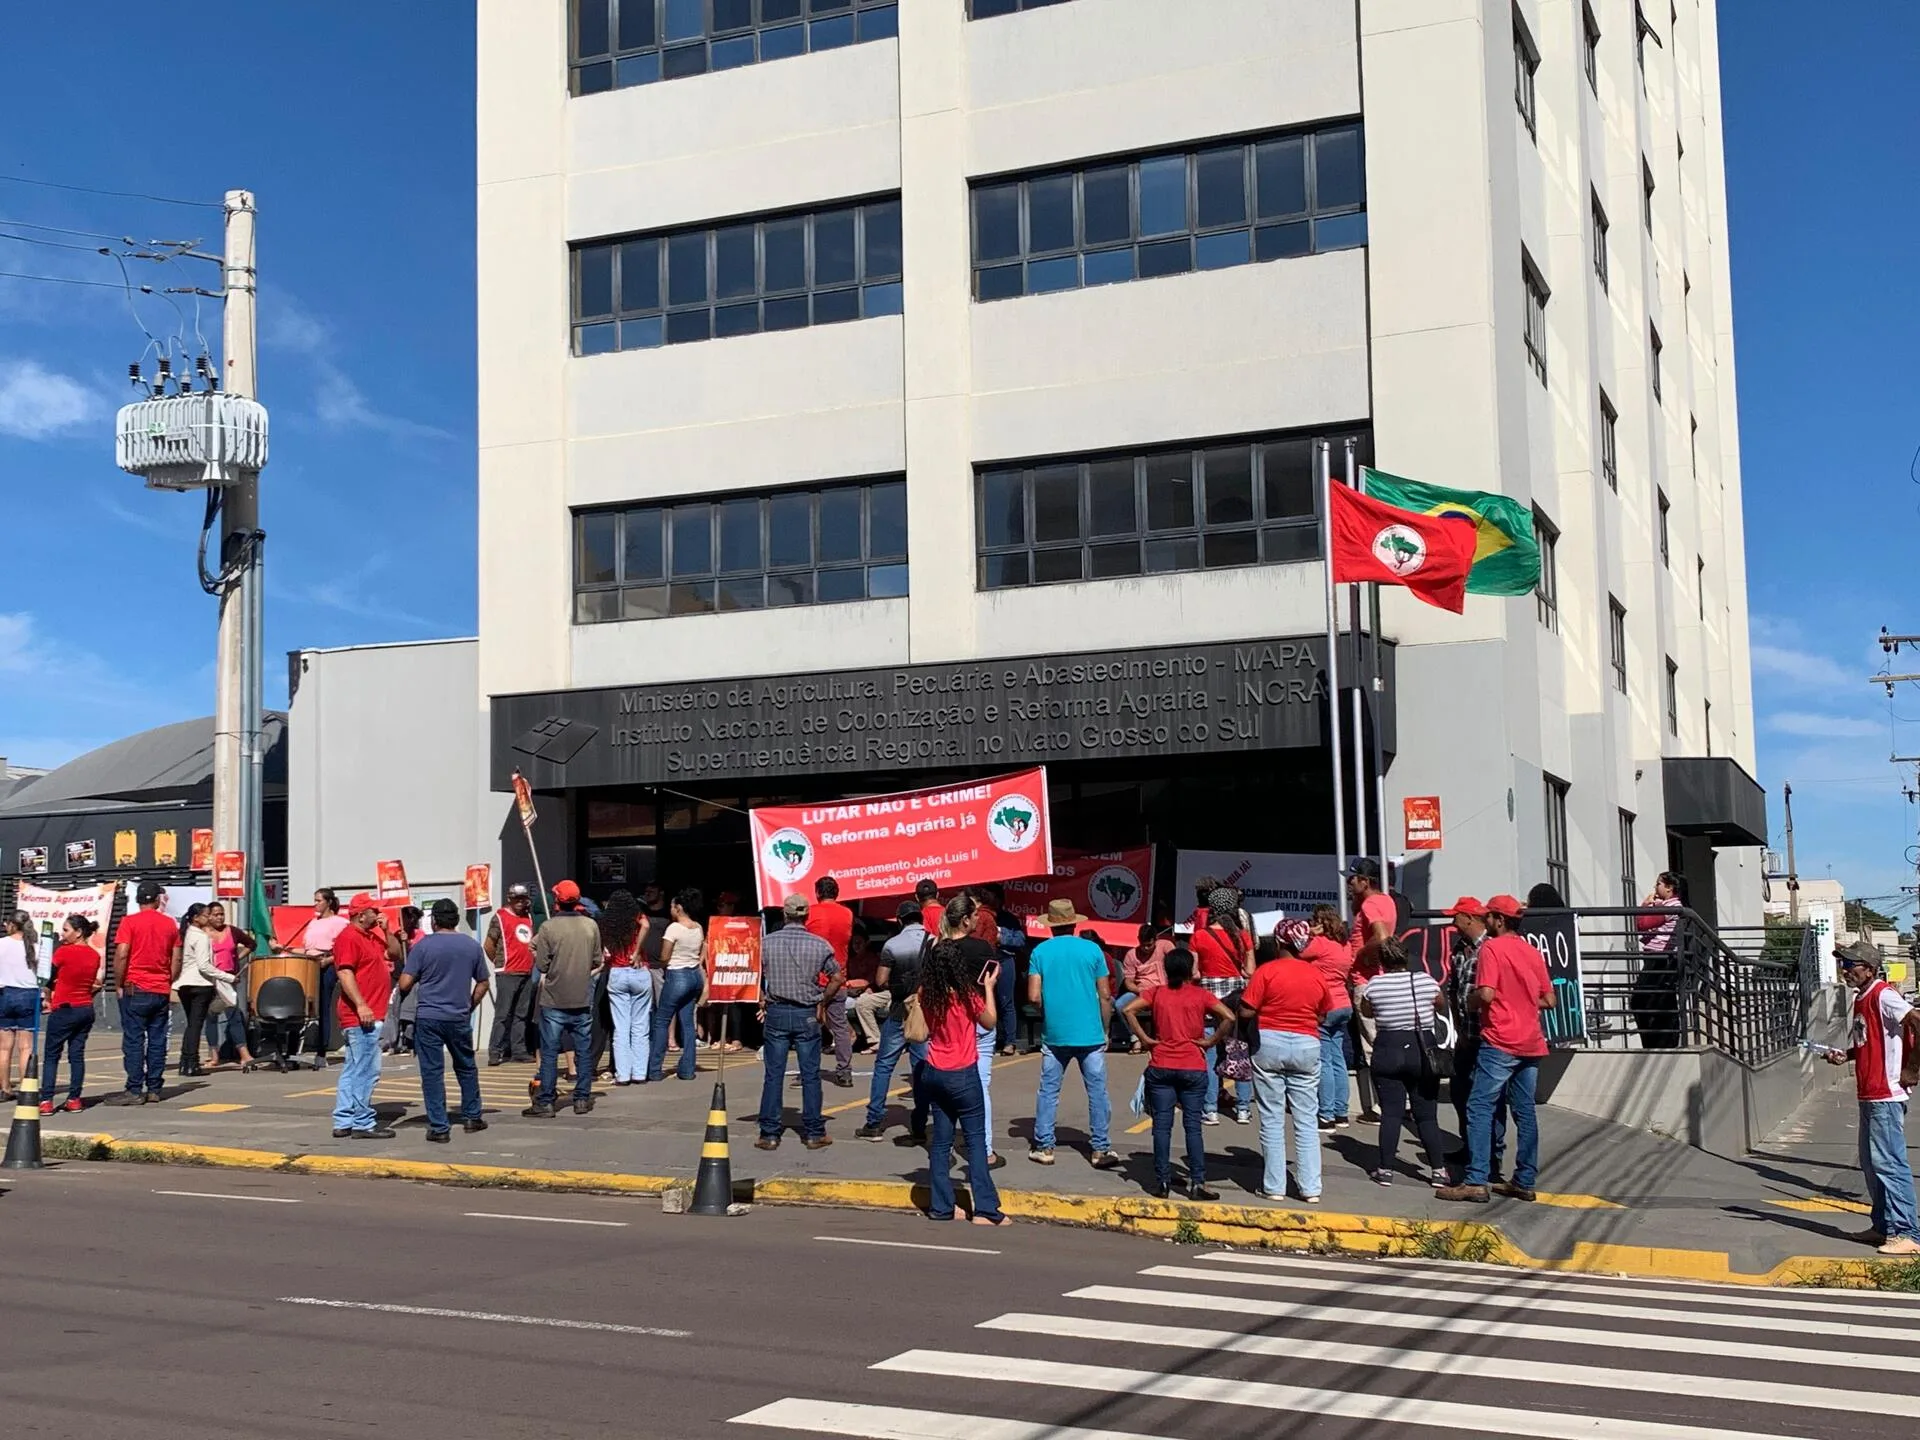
1344, 440, 1368, 881
1356, 454, 1390, 892
1319, 439, 1349, 921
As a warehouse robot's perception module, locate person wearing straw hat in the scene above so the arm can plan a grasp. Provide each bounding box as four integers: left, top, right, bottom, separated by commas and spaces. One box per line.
1826, 939, 1920, 1254
1027, 897, 1119, 1170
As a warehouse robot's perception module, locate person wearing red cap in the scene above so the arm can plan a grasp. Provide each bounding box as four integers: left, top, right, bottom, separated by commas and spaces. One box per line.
1439, 894, 1553, 1203
1440, 896, 1505, 1180
330, 894, 402, 1140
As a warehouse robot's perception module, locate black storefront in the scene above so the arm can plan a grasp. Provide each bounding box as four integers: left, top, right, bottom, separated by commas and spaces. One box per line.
491, 633, 1395, 912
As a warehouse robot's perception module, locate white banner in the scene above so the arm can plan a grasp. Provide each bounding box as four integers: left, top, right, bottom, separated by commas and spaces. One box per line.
18, 881, 118, 975
120, 880, 213, 923
1173, 849, 1341, 924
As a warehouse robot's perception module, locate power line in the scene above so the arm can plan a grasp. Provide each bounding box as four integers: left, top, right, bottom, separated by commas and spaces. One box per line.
0, 173, 218, 209
0, 216, 135, 243
0, 267, 136, 290
0, 227, 113, 254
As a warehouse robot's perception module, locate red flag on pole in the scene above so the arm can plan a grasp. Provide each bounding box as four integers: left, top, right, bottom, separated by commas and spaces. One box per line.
1328, 484, 1478, 613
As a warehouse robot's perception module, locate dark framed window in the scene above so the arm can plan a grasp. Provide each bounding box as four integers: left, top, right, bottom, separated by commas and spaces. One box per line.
969, 122, 1366, 303
1650, 324, 1663, 402
1522, 252, 1550, 386
1513, 8, 1540, 140
975, 426, 1368, 590
568, 0, 900, 97
1618, 809, 1637, 909
1608, 597, 1628, 693
1665, 656, 1679, 736
1657, 489, 1670, 565
1591, 191, 1609, 291
1534, 506, 1560, 632
1583, 3, 1601, 92
1544, 776, 1571, 903
969, 0, 1075, 15
1599, 389, 1619, 490
571, 197, 903, 355
1642, 157, 1655, 233
571, 476, 908, 623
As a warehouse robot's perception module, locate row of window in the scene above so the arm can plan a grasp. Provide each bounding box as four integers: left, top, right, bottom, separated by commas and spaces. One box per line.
569, 0, 898, 95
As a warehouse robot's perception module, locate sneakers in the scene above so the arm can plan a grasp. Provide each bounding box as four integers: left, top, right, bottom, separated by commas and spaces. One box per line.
828, 1072, 855, 1088
60, 1098, 82, 1113
1028, 1147, 1056, 1165
106, 1091, 144, 1107
1436, 1183, 1491, 1203
522, 1103, 555, 1119
1200, 1112, 1221, 1127
1491, 1180, 1538, 1202
1090, 1150, 1123, 1171
463, 1118, 489, 1134
573, 1097, 595, 1115
855, 1124, 886, 1141
331, 1127, 355, 1138
1317, 1118, 1337, 1132
802, 1136, 833, 1151
1878, 1236, 1920, 1257
1368, 1167, 1395, 1187
37, 1100, 52, 1115
143, 1092, 161, 1104
1232, 1107, 1252, 1125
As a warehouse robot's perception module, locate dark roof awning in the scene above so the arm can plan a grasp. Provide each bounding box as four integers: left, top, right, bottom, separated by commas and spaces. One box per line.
1662, 756, 1767, 848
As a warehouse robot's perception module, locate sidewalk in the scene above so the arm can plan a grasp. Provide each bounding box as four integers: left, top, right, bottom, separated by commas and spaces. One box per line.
29, 1029, 1894, 1279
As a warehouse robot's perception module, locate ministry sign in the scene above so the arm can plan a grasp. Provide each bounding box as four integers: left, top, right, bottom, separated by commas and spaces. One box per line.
494, 634, 1394, 790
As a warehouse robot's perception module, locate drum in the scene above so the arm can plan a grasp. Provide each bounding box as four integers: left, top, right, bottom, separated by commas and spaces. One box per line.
247, 954, 319, 1015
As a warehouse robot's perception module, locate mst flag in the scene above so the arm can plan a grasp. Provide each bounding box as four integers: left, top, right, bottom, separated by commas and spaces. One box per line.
1329, 483, 1476, 613
1361, 467, 1541, 596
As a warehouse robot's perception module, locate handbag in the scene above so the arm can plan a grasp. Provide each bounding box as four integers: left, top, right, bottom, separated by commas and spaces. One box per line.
902, 992, 930, 1045
1218, 1035, 1254, 1083
1409, 970, 1453, 1080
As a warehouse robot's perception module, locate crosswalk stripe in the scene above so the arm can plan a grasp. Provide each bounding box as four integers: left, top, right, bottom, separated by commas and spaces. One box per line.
1139, 1262, 1920, 1340
1068, 1284, 1901, 1376
731, 1398, 1181, 1440
874, 1349, 1818, 1440
1196, 1250, 1920, 1319
979, 1311, 1917, 1419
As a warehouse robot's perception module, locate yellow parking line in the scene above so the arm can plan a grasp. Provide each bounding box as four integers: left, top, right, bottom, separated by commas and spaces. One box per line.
1774, 1196, 1870, 1215
181, 1103, 250, 1113
1126, 1118, 1152, 1134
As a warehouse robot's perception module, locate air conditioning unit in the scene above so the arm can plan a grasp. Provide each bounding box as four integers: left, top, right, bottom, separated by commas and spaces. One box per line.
115, 393, 269, 491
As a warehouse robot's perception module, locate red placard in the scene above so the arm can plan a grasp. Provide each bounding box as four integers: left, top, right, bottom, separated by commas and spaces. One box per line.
375, 859, 412, 903
749, 767, 1052, 908
1003, 846, 1156, 928
190, 828, 215, 871
213, 851, 245, 898
704, 916, 763, 1004
1404, 796, 1443, 851
512, 771, 537, 826
464, 864, 492, 911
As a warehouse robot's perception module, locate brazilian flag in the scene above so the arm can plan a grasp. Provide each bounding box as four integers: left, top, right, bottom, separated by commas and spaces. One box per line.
1361, 467, 1541, 597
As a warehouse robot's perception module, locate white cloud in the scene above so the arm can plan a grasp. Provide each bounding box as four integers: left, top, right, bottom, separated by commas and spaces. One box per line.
1751, 642, 1856, 692
1766, 711, 1886, 739
263, 289, 454, 442
0, 359, 100, 439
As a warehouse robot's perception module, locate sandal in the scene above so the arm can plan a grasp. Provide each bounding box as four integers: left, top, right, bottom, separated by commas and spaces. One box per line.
970, 1213, 1013, 1227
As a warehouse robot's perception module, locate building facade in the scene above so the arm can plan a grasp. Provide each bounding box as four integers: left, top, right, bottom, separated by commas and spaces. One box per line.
475, 0, 1762, 922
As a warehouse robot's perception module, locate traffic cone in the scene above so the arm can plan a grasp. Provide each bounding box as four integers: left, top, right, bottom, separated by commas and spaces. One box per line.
689, 1081, 732, 1216
2, 1056, 43, 1170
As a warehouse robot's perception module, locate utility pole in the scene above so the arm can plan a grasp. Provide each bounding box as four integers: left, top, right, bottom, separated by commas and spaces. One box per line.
1782, 781, 1800, 922
214, 191, 263, 911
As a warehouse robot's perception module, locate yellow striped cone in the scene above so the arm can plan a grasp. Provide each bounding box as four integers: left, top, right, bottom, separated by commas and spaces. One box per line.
2, 1060, 43, 1170
689, 1081, 733, 1215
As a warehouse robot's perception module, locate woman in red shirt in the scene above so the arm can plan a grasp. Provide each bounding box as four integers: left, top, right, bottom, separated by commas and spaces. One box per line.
1240, 920, 1330, 1202
1189, 889, 1255, 1125
42, 915, 102, 1113
916, 919, 1007, 1226
1124, 947, 1236, 1200
1306, 903, 1357, 1130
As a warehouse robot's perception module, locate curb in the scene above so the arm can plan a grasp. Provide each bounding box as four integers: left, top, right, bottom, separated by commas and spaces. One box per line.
35, 1133, 1846, 1286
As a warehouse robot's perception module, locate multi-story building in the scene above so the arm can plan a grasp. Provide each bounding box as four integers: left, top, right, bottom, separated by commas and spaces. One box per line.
474, 0, 1763, 924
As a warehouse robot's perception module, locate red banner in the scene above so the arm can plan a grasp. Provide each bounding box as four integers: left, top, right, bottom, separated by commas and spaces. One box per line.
750, 767, 1053, 908
1403, 796, 1443, 850
704, 915, 764, 1004
1003, 846, 1156, 928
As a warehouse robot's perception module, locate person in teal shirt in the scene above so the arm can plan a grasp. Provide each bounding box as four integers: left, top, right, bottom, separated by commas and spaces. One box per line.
1026, 899, 1118, 1169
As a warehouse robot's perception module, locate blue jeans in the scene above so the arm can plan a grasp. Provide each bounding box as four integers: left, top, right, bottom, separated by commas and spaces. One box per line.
976, 1025, 997, 1154
537, 1007, 593, 1107
607, 966, 653, 1083
994, 958, 1017, 1049
1453, 1036, 1506, 1177
649, 969, 701, 1081
1465, 1044, 1540, 1187
925, 1062, 1001, 1221
1251, 1030, 1322, 1197
1033, 1043, 1111, 1153
330, 1023, 383, 1132
119, 990, 171, 1095
759, 1001, 824, 1141
1205, 1062, 1254, 1117
863, 1015, 928, 1132
45, 1005, 94, 1102
1146, 1065, 1209, 1189
415, 1015, 482, 1134
1318, 1006, 1353, 1122
1861, 1099, 1920, 1240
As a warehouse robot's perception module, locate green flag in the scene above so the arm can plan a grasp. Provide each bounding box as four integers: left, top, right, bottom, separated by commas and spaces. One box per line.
1361, 467, 1540, 596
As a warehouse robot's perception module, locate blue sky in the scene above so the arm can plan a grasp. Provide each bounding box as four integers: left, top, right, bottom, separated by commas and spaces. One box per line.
0, 7, 1914, 912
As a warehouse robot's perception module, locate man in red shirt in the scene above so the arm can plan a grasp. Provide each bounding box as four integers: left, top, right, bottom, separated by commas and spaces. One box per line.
110, 880, 181, 1104
485, 884, 539, 1065
1344, 859, 1396, 1128
805, 875, 857, 1087
331, 893, 402, 1140
1439, 894, 1554, 1204
915, 878, 943, 936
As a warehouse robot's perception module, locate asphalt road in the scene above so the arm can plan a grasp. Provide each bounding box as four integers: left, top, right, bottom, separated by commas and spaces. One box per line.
4, 1162, 1917, 1439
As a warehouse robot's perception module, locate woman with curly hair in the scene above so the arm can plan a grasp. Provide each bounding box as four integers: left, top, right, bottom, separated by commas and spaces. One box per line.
599, 889, 653, 1085
917, 897, 1009, 1225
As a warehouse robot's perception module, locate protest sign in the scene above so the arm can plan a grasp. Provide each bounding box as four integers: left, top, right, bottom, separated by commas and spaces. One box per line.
704, 915, 764, 1004
1172, 849, 1340, 919
17, 881, 117, 970
1003, 846, 1155, 927
375, 859, 412, 904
